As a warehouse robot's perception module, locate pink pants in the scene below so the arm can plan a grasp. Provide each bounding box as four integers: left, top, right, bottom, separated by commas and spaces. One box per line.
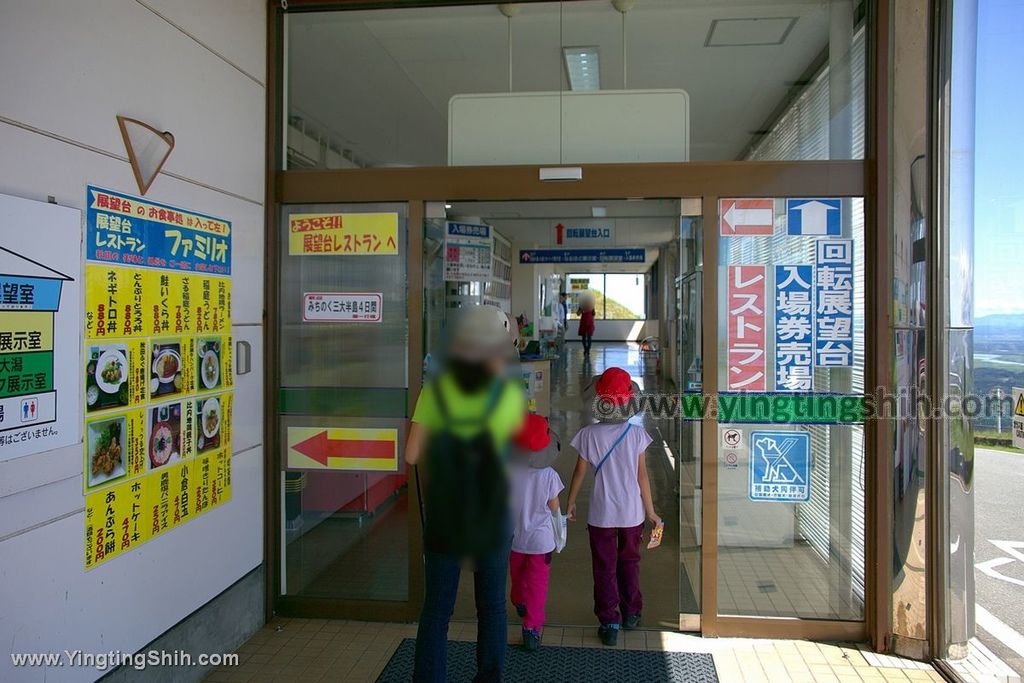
509, 551, 552, 631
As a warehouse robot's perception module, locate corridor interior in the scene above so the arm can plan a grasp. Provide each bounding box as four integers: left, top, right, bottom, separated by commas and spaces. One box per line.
281, 197, 864, 629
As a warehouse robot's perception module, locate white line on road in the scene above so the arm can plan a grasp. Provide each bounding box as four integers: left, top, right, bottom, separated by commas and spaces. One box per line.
977, 603, 1024, 659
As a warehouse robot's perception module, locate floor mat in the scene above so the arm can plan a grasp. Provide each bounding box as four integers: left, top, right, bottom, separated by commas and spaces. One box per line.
376, 638, 719, 682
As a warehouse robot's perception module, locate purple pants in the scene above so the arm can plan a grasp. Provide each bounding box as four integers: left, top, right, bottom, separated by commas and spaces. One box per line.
587, 523, 643, 625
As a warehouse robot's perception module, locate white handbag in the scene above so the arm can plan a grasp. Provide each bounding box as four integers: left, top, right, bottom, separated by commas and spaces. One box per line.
551, 509, 568, 553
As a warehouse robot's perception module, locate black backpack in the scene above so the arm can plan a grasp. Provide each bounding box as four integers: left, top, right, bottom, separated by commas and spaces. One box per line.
421, 379, 510, 556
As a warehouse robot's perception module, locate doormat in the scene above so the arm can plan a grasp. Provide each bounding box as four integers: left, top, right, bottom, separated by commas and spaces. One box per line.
375, 638, 719, 682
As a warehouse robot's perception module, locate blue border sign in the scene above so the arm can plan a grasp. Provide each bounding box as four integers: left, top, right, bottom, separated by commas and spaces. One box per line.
749, 431, 811, 502
786, 198, 841, 236
519, 248, 644, 265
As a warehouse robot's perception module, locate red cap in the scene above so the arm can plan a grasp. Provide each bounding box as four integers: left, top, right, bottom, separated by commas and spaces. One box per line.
595, 367, 634, 406
514, 413, 552, 451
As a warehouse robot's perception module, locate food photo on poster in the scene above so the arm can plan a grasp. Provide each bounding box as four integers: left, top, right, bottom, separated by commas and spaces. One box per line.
197, 338, 222, 391
197, 395, 222, 455
86, 343, 130, 410
148, 402, 182, 470
86, 415, 126, 489
150, 340, 183, 398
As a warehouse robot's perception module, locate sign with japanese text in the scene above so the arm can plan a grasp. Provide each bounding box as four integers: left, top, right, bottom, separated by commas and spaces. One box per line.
814, 239, 854, 367
303, 292, 382, 323
519, 248, 645, 265
0, 194, 81, 460
87, 186, 231, 275
288, 212, 399, 256
749, 431, 811, 502
554, 221, 614, 245
719, 198, 774, 236
775, 265, 815, 392
726, 265, 767, 391
286, 426, 399, 472
444, 221, 492, 281
83, 186, 233, 570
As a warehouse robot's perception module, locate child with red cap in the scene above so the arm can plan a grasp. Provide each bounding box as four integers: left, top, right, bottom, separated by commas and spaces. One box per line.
508, 413, 565, 652
565, 367, 662, 647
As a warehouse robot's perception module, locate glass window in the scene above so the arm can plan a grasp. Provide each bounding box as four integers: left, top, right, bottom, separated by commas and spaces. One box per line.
284, 1, 866, 168
565, 273, 645, 320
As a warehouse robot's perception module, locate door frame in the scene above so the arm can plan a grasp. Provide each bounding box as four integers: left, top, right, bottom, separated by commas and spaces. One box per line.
267, 160, 874, 641
264, 0, 892, 648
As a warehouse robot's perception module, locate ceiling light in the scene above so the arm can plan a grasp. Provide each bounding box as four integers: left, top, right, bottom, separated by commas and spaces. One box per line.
445, 203, 452, 209
592, 206, 607, 218
563, 46, 600, 91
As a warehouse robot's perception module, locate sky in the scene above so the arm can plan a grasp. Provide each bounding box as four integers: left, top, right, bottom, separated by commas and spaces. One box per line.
973, 0, 1024, 317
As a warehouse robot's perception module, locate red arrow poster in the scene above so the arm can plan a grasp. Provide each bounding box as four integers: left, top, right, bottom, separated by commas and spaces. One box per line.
287, 426, 398, 471
719, 198, 775, 236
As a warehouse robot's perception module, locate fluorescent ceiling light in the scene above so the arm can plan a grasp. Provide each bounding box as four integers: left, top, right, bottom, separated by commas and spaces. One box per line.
563, 46, 600, 91
592, 206, 607, 217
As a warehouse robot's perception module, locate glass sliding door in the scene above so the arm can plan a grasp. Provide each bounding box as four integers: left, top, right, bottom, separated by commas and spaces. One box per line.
276, 202, 412, 608
714, 197, 866, 622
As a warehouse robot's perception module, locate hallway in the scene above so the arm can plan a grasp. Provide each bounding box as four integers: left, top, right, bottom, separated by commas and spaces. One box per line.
452, 341, 688, 629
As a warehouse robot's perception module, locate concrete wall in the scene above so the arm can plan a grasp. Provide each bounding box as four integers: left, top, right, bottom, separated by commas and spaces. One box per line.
0, 2, 266, 681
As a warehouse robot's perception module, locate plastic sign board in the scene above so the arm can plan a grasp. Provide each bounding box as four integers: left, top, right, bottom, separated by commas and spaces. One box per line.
287, 426, 398, 471
288, 212, 399, 256
719, 198, 774, 236
444, 221, 492, 281
554, 222, 614, 245
814, 240, 854, 366
1013, 387, 1024, 450
726, 265, 767, 391
88, 186, 231, 274
519, 248, 645, 265
787, 199, 842, 236
303, 292, 382, 322
749, 431, 810, 502
775, 265, 815, 391
0, 194, 81, 460
82, 186, 233, 570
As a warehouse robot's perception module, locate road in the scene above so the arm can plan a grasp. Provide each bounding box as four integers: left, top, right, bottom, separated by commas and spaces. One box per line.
974, 446, 1024, 675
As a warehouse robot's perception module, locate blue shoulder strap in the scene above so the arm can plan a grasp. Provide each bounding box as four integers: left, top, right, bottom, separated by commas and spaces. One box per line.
594, 423, 633, 474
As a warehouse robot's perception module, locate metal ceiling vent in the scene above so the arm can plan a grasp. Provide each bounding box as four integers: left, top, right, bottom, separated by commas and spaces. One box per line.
704, 17, 798, 47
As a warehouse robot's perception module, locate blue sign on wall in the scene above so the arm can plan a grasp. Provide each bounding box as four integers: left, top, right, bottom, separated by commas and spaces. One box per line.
749, 431, 811, 502
774, 264, 814, 392
814, 239, 854, 367
786, 198, 842, 236
519, 248, 645, 265
86, 186, 232, 275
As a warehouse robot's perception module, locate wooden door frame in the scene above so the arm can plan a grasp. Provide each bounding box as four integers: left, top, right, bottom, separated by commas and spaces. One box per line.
264, 0, 892, 648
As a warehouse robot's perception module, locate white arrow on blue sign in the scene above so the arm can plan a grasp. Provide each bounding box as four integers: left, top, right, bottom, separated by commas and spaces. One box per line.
786, 198, 842, 236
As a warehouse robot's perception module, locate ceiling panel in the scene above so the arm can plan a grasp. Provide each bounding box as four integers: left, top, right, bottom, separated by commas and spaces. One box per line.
288, 0, 834, 166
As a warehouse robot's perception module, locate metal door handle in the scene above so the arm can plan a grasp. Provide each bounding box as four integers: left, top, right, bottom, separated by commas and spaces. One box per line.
236, 340, 252, 375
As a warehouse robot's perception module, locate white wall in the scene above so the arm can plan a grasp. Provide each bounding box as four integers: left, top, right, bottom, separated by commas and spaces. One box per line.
0, 2, 266, 681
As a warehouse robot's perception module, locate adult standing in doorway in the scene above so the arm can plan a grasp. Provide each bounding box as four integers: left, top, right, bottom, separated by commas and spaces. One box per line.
578, 292, 596, 356
558, 292, 569, 331
405, 304, 527, 683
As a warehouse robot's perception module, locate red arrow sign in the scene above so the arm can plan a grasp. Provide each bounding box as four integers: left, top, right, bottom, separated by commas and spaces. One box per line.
291, 430, 396, 467
555, 223, 564, 245
720, 198, 774, 236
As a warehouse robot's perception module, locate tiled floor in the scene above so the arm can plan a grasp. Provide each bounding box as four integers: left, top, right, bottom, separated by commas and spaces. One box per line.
203, 617, 947, 683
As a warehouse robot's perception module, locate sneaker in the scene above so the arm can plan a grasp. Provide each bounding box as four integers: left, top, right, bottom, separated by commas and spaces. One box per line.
623, 614, 641, 630
598, 623, 619, 647
522, 628, 541, 652
514, 603, 527, 618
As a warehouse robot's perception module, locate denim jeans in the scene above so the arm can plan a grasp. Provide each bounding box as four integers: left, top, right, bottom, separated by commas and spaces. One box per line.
413, 542, 511, 682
